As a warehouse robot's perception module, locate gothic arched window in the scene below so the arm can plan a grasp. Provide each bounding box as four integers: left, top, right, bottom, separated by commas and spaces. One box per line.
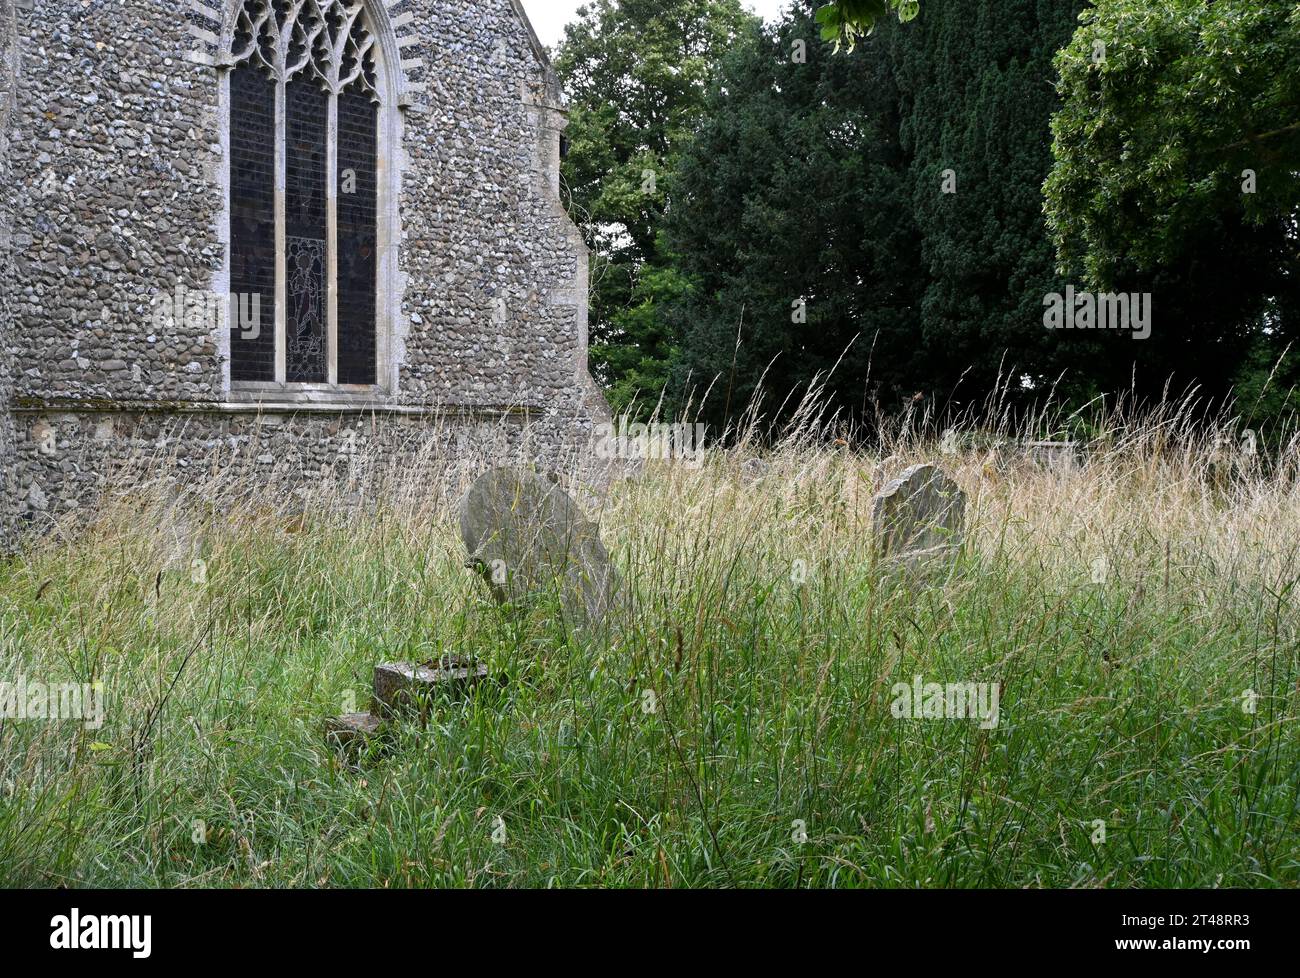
227, 0, 382, 388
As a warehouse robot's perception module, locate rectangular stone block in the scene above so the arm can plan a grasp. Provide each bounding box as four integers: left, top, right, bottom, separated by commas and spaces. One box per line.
1023, 440, 1080, 470
372, 658, 489, 718
323, 712, 381, 748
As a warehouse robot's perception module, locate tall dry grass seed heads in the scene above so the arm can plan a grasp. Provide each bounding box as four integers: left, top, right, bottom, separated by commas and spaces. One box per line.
1, 407, 1298, 887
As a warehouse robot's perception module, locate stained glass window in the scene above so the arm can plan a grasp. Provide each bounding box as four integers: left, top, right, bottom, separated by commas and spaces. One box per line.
228, 61, 277, 382
337, 80, 378, 386
228, 0, 382, 388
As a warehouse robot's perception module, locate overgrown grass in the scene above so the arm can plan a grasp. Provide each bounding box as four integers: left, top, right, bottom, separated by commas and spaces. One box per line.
1, 407, 1298, 888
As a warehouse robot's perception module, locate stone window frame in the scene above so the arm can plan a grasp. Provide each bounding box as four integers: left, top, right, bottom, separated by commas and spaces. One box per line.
213, 0, 406, 406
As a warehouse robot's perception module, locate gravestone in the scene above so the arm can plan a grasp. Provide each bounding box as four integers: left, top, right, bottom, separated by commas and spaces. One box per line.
323, 712, 381, 750
324, 657, 488, 750
459, 467, 619, 626
872, 463, 966, 572
1023, 440, 1079, 470
372, 657, 491, 719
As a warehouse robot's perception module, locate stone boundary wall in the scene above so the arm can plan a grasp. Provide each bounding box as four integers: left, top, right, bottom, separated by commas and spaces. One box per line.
0, 0, 609, 547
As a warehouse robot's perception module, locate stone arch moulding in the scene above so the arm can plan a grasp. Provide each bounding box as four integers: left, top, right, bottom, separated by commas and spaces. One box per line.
186, 0, 426, 108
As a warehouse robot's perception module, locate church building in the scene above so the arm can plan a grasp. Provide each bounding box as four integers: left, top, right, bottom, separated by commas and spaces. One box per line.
0, 0, 608, 547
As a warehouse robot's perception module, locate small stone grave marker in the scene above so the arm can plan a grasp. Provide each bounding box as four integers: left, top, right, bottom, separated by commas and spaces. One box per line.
323, 712, 381, 749
1023, 440, 1079, 470
372, 657, 491, 719
872, 463, 966, 573
324, 656, 488, 750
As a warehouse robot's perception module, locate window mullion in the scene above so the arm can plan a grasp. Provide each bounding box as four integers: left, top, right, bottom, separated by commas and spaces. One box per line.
274, 75, 287, 385
327, 87, 339, 386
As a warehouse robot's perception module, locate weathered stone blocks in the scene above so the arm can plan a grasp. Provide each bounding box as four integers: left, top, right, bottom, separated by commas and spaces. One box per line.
323, 712, 382, 750
372, 658, 491, 719
323, 656, 490, 753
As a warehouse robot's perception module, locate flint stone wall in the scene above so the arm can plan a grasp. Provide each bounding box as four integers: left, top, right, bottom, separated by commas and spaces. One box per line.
1, 0, 19, 548
0, 0, 608, 546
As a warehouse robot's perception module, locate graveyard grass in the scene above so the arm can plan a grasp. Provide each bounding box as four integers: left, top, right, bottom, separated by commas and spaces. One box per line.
1, 399, 1298, 888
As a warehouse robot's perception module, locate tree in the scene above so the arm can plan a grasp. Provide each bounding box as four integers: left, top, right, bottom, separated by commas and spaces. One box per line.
665, 5, 924, 430
884, 0, 1089, 403
816, 0, 920, 49
554, 0, 755, 415
1044, 0, 1300, 406
664, 0, 1091, 433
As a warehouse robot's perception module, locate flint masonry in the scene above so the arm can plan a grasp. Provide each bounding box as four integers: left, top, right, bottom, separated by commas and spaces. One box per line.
0, 0, 608, 547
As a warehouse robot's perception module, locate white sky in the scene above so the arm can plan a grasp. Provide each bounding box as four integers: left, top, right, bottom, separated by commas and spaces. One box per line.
519, 0, 790, 49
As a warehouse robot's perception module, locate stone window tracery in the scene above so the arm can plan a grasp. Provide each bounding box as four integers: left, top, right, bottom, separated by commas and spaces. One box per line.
228, 0, 381, 388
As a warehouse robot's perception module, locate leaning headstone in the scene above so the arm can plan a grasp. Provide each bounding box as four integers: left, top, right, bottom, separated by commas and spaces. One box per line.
872, 463, 966, 573
372, 657, 490, 719
459, 467, 619, 626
